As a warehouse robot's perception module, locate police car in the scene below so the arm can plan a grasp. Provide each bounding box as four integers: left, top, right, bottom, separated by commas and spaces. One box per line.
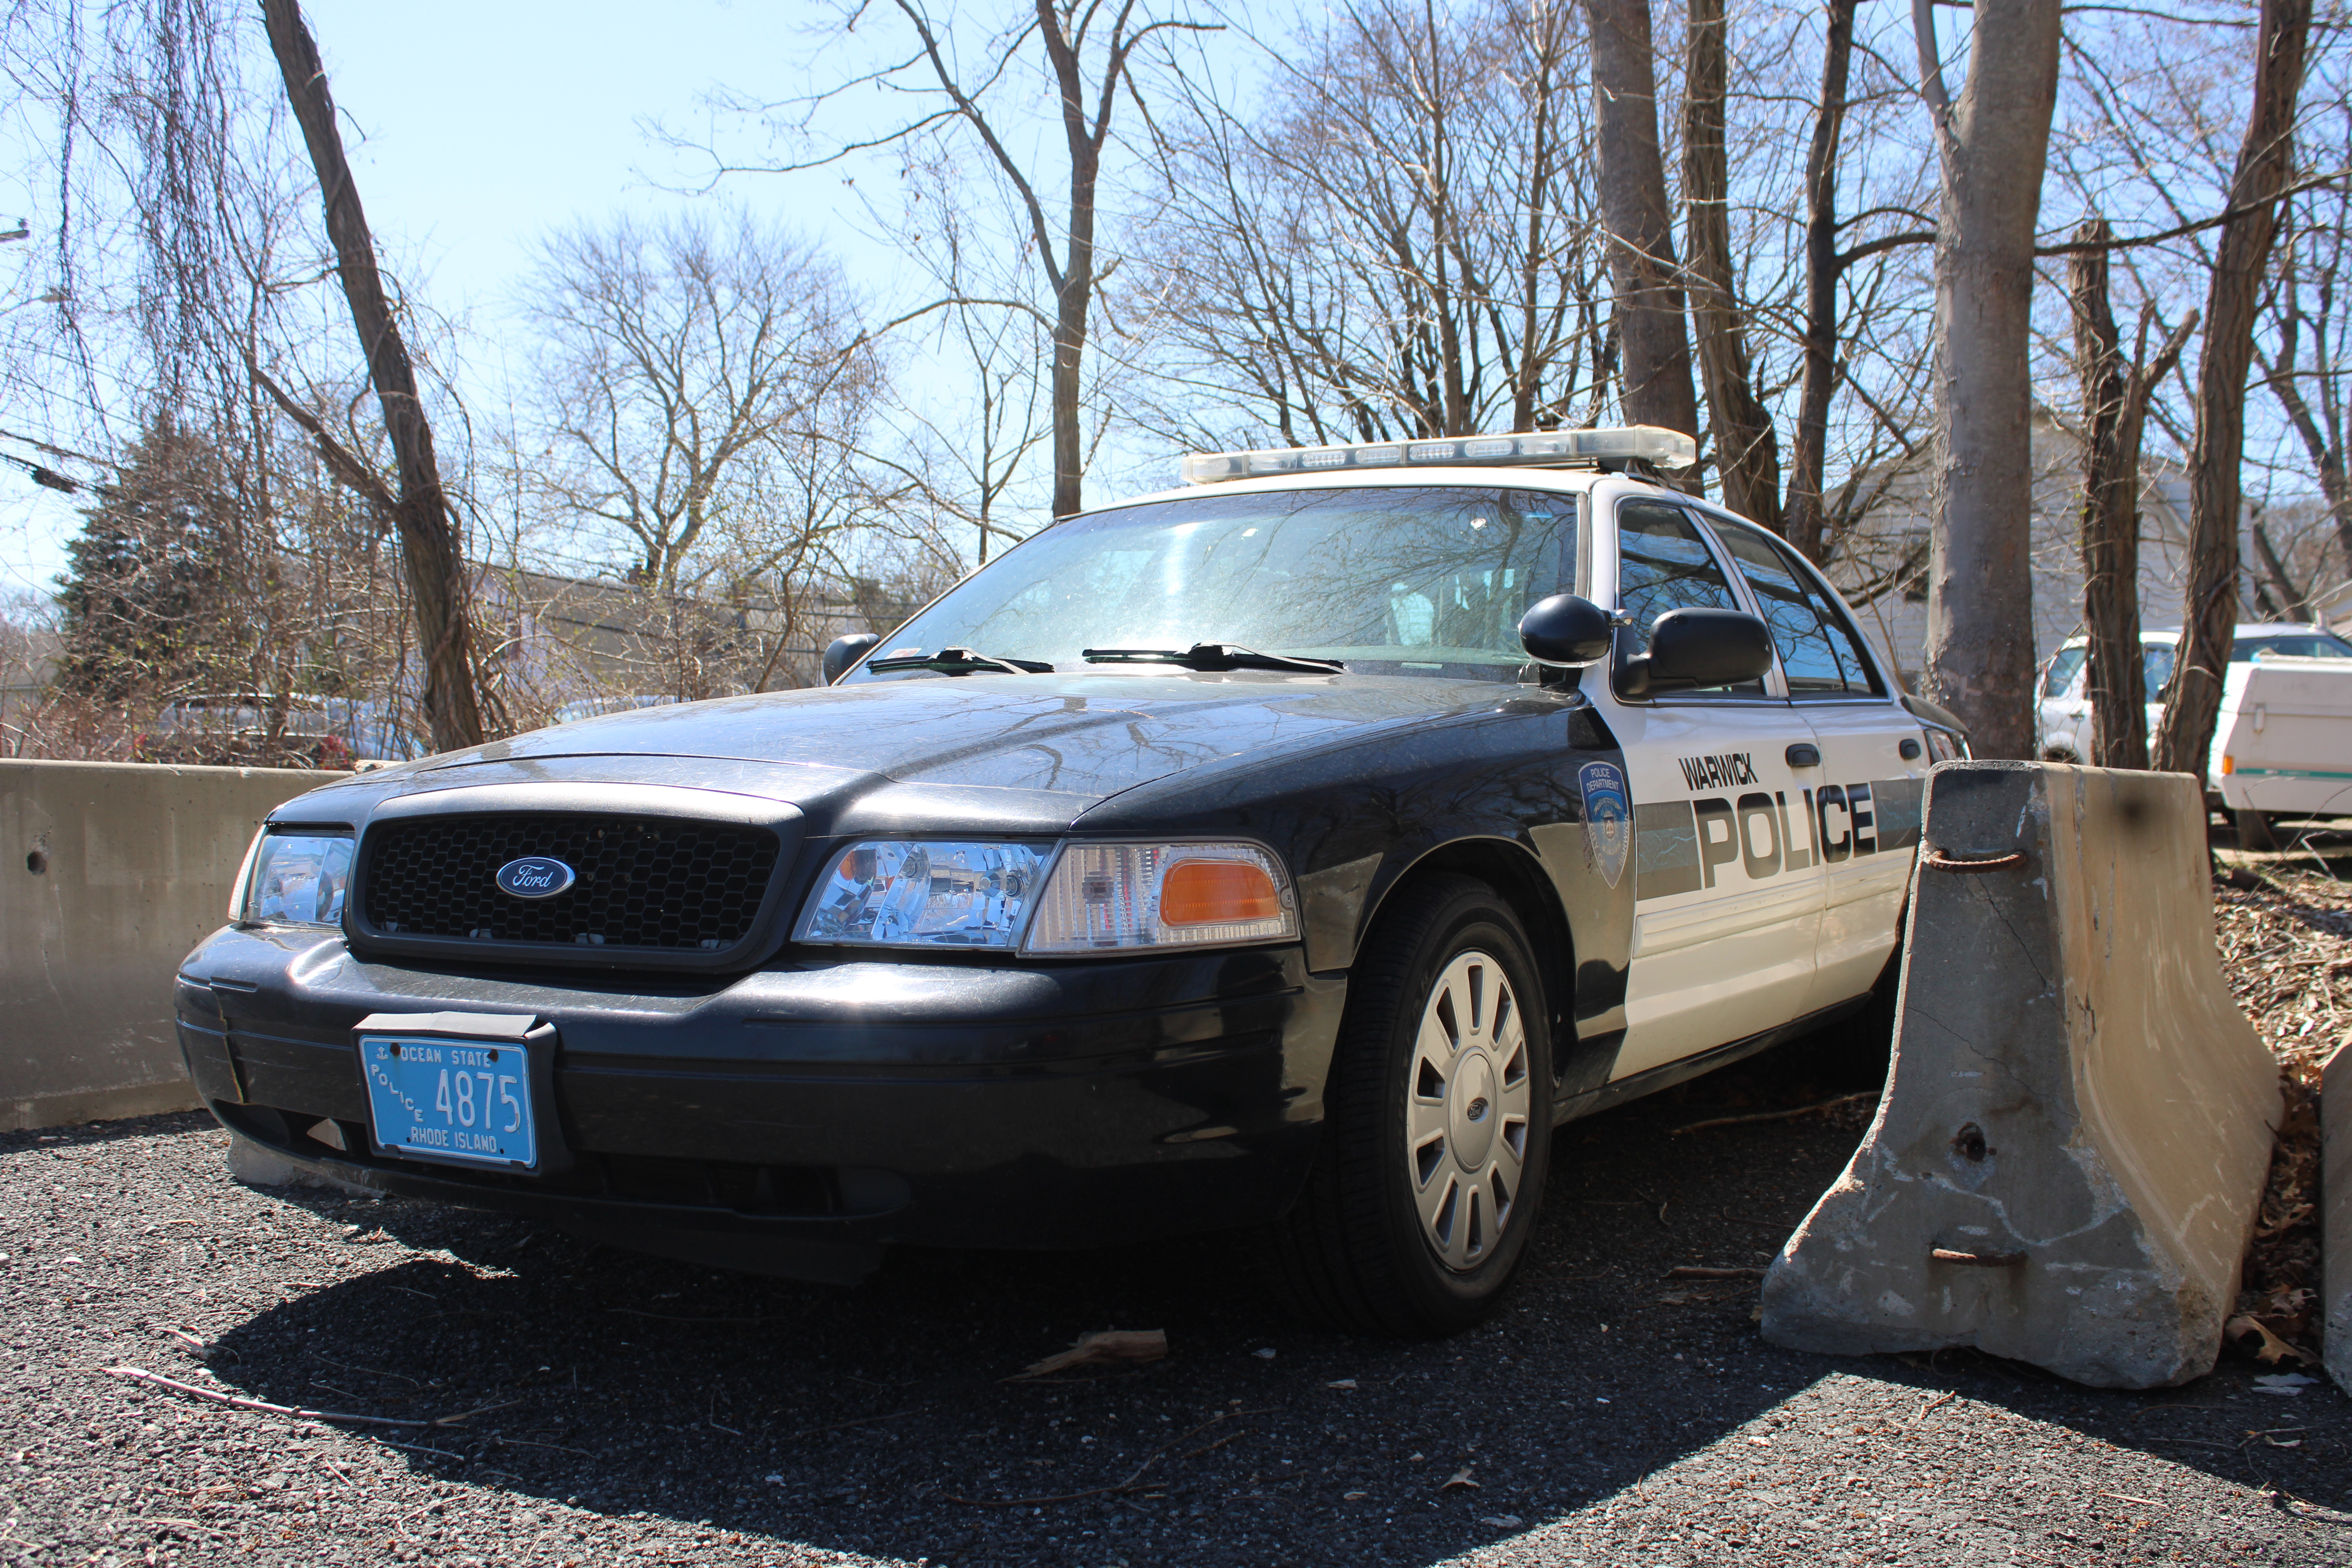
176, 426, 1964, 1337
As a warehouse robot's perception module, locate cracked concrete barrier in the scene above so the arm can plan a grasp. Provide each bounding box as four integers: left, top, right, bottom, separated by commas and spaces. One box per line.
1761, 761, 2280, 1388
2328, 1041, 2350, 1394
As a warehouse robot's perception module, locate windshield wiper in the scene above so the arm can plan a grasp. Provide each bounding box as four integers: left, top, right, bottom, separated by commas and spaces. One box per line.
1082, 643, 1345, 674
866, 646, 1053, 676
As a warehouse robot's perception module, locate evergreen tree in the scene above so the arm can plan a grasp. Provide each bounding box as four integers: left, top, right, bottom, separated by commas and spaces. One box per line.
54, 422, 238, 702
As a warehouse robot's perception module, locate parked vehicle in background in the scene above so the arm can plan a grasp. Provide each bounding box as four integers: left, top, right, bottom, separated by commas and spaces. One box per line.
139, 694, 427, 769
2035, 624, 2352, 772
325, 699, 430, 765
2212, 652, 2352, 848
141, 694, 349, 769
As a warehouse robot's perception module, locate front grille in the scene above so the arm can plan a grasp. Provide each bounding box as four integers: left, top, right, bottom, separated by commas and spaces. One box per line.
361, 813, 780, 952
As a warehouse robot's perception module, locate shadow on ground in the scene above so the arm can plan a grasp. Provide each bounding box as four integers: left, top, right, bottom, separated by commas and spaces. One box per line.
60, 1016, 2305, 1568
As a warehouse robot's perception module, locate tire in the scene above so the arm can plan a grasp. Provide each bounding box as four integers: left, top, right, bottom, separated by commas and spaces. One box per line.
1261, 875, 1552, 1337
2236, 808, 2282, 851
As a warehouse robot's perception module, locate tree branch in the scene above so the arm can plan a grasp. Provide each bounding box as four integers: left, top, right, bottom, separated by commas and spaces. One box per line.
2034, 170, 2348, 256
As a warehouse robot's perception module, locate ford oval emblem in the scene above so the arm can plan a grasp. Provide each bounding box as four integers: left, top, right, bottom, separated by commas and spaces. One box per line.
495, 856, 576, 899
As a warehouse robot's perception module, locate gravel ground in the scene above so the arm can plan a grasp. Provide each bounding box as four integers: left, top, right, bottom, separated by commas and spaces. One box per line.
4, 1020, 2347, 1568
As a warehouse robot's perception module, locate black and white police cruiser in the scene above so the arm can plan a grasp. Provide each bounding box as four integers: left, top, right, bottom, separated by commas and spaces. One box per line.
180, 426, 1965, 1336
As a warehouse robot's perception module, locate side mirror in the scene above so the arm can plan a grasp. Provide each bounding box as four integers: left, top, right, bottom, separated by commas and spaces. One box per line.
1617, 608, 1774, 698
1518, 594, 1613, 666
823, 632, 883, 685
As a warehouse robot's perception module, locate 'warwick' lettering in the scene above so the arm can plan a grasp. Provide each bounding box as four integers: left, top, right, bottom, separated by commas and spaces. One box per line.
1677, 752, 1758, 791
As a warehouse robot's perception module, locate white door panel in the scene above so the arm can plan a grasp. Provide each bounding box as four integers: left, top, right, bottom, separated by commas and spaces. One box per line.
1617, 938, 1815, 1079
1799, 707, 1928, 1012
1612, 701, 1826, 1077
1635, 878, 1824, 956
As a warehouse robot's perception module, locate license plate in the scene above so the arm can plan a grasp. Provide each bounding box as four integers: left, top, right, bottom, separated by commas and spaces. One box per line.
361, 1034, 537, 1169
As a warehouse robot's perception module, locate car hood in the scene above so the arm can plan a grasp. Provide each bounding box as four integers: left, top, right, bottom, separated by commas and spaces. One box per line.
313, 671, 1541, 828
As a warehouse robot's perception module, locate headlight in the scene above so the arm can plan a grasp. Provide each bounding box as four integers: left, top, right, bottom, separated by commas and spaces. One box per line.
1922, 727, 1965, 763
1023, 841, 1297, 954
235, 829, 353, 927
795, 840, 1051, 949
793, 838, 1300, 954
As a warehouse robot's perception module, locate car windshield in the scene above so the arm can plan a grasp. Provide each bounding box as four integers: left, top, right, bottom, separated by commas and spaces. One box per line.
854, 486, 1581, 682
2043, 646, 2087, 699
2234, 632, 2352, 661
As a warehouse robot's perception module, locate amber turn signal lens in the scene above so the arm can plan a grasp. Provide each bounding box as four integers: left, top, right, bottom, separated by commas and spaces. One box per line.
1160, 858, 1281, 926
2221, 754, 2235, 775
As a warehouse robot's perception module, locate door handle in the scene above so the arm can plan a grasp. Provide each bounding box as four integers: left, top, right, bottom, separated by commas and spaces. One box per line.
1786, 743, 1822, 768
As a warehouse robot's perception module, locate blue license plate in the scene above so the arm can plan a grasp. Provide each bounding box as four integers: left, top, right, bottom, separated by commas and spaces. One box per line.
360, 1034, 537, 1169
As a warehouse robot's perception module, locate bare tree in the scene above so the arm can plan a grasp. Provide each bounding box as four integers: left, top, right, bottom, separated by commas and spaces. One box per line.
2067, 216, 2196, 769
2256, 107, 2351, 587
1683, 0, 1778, 524
1131, 0, 1612, 447
1912, 0, 2063, 758
260, 0, 485, 752
703, 0, 1211, 519
1582, 0, 1700, 458
523, 211, 876, 594
2152, 0, 2312, 777
867, 146, 1051, 568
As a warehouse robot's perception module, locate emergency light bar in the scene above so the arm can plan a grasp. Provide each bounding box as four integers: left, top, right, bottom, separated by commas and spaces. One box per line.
1178, 425, 1698, 485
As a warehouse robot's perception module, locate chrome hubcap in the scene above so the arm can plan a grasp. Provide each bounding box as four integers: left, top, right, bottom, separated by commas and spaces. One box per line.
1405, 950, 1531, 1272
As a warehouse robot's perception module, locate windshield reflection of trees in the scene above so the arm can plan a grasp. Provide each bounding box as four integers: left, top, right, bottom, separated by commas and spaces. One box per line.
910, 488, 1575, 680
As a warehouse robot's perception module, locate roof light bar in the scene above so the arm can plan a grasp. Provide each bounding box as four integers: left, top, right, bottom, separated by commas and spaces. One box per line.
1178, 426, 1699, 485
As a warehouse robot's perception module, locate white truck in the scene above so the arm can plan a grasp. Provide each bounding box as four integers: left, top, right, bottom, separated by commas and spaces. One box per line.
2212, 652, 2352, 848
2037, 623, 2352, 848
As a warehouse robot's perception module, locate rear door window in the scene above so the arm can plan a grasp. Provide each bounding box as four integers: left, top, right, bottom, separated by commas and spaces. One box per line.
1708, 522, 1883, 698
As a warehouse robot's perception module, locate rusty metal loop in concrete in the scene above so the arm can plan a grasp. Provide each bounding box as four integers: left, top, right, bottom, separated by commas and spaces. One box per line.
1921, 849, 2028, 873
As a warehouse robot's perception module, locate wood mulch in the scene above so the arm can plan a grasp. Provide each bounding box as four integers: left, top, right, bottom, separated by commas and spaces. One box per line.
2211, 846, 2346, 1367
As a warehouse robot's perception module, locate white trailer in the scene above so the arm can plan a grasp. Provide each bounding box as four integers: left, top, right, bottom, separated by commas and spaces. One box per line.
2213, 655, 2352, 848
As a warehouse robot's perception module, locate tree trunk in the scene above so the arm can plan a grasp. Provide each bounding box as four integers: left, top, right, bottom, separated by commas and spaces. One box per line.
1914, 0, 2062, 760
1783, 0, 1858, 564
1684, 0, 1780, 528
1582, 0, 1700, 468
1048, 270, 1089, 521
2069, 221, 2148, 770
2151, 0, 2311, 776
260, 0, 484, 751
2252, 519, 2310, 619
1041, 0, 1099, 521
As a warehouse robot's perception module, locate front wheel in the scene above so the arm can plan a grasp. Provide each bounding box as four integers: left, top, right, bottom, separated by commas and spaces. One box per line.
1260, 875, 1552, 1337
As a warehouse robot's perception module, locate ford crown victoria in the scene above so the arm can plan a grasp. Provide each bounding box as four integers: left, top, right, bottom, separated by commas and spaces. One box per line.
175, 426, 1964, 1336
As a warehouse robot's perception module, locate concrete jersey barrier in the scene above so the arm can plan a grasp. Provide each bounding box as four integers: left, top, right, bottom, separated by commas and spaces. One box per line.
1761, 760, 2280, 1388
2, 759, 341, 1131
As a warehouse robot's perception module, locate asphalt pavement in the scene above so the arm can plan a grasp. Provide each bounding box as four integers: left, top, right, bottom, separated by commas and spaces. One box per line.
3, 1027, 2347, 1568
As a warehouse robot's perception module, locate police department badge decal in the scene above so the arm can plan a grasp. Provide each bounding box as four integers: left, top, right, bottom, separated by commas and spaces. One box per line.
1578, 760, 1632, 889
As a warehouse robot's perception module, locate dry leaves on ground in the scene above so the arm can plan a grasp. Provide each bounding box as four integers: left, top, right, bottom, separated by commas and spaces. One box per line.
2212, 862, 2341, 1363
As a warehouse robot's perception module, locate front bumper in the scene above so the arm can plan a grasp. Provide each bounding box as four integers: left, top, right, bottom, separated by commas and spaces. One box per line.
174, 926, 1343, 1273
